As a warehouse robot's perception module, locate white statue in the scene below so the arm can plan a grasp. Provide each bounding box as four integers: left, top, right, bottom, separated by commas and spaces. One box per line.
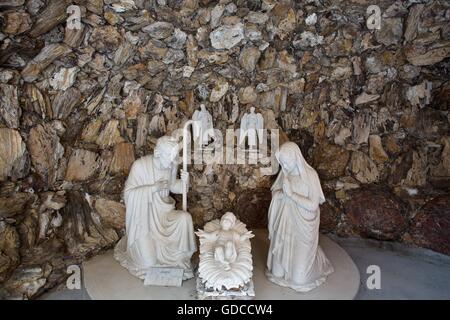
266, 142, 334, 292
192, 104, 214, 147
239, 107, 264, 150
114, 136, 197, 280
196, 212, 255, 296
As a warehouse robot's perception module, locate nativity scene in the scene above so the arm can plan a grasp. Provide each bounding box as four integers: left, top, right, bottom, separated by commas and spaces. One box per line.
1, 0, 448, 303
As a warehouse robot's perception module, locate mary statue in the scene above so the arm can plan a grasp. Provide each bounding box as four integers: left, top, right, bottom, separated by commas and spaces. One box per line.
266, 142, 334, 292
114, 136, 197, 280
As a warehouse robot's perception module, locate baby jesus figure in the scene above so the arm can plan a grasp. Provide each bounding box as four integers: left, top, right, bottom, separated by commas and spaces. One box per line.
198, 212, 253, 270
196, 212, 255, 292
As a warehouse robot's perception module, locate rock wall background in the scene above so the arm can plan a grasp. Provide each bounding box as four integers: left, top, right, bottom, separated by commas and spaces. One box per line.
0, 0, 449, 299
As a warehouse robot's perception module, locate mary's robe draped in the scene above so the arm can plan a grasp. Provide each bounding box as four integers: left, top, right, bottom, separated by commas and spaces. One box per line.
266, 147, 333, 292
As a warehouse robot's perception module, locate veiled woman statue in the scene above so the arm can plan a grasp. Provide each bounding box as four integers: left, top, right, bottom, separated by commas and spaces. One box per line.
114, 136, 197, 280
266, 142, 334, 292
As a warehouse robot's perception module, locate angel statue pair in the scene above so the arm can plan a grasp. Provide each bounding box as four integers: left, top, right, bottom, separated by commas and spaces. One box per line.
114, 134, 333, 293
192, 104, 264, 150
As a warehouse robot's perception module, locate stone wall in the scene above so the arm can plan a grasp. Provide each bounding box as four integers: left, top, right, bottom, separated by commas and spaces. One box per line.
0, 0, 449, 299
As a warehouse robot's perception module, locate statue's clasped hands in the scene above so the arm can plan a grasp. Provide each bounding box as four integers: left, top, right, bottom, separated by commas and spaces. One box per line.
282, 177, 293, 197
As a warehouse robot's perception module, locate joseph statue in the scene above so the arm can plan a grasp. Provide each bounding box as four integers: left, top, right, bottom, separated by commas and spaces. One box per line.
114, 136, 197, 280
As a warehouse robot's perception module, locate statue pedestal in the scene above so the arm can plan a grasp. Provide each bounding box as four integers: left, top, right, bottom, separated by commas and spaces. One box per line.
83, 229, 360, 300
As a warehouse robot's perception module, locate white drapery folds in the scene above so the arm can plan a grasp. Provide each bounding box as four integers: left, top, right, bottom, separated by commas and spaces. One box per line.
114, 155, 196, 280
266, 142, 333, 292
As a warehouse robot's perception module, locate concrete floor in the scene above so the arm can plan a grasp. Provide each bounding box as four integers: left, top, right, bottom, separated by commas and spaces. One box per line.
40, 235, 450, 300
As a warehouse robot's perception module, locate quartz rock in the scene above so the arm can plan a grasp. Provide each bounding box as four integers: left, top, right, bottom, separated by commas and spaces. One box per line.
305, 13, 317, 26
210, 23, 244, 50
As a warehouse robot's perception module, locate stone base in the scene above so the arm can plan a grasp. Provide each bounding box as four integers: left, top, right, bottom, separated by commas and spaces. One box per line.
196, 276, 255, 300
83, 230, 360, 300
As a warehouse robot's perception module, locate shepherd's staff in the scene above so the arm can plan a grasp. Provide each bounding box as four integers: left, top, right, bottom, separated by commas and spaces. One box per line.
182, 120, 199, 212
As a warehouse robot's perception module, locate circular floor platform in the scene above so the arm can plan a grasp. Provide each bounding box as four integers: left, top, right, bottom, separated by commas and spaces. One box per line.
83, 229, 360, 300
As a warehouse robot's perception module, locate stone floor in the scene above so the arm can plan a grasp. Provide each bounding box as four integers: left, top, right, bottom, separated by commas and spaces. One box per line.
39, 235, 450, 300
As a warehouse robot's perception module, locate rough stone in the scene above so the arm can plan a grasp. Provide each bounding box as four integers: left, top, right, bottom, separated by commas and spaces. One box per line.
142, 22, 174, 39
350, 151, 379, 184
0, 128, 27, 181
89, 26, 122, 53
96, 120, 124, 149
65, 149, 99, 182
210, 23, 244, 50
320, 201, 341, 233
0, 84, 20, 128
0, 222, 20, 283
49, 67, 78, 91
369, 135, 389, 164
109, 143, 135, 175
344, 188, 407, 240
238, 86, 257, 104
210, 78, 229, 102
312, 142, 350, 180
409, 195, 450, 255
27, 122, 64, 186
21, 44, 72, 82
239, 46, 261, 73
94, 198, 126, 231
234, 188, 271, 229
